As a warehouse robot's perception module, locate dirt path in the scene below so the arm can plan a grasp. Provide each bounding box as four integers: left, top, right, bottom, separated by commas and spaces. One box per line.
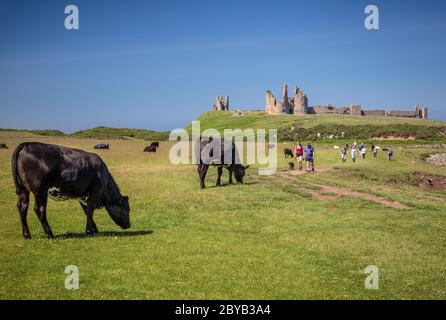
280, 167, 335, 176
299, 185, 408, 209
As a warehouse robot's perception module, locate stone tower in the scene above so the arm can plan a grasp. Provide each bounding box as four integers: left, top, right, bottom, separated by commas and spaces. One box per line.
293, 86, 308, 115
280, 83, 292, 114
265, 90, 277, 113
213, 96, 229, 111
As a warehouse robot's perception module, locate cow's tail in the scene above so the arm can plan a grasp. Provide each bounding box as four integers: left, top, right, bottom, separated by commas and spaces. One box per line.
11, 143, 26, 195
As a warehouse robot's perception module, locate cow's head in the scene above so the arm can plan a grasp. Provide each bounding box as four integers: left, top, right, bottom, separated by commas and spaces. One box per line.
106, 196, 131, 229
234, 164, 249, 184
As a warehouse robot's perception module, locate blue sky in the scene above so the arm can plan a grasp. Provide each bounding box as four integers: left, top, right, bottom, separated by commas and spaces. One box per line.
0, 0, 445, 132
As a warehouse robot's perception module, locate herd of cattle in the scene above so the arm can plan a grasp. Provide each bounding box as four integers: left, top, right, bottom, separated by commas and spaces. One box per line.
94, 142, 160, 152
6, 139, 247, 239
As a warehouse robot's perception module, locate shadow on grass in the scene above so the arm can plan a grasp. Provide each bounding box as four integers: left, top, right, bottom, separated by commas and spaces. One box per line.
56, 230, 153, 239
206, 181, 258, 189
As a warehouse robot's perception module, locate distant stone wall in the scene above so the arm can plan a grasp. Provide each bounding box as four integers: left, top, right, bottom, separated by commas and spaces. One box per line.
363, 110, 386, 116
386, 110, 418, 118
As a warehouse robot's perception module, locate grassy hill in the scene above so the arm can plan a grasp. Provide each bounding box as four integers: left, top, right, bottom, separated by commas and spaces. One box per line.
187, 111, 446, 142
0, 128, 65, 137
0, 126, 170, 141
70, 126, 170, 141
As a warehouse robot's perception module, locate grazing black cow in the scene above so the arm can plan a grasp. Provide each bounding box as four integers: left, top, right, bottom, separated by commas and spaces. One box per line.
94, 143, 109, 150
284, 148, 294, 158
196, 138, 249, 189
144, 143, 158, 152
0, 144, 8, 149
12, 142, 130, 239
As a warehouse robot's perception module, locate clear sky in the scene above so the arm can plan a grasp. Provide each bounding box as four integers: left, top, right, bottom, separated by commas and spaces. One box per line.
0, 0, 445, 132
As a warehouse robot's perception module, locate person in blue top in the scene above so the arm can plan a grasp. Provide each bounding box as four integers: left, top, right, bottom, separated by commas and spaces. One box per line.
304, 143, 315, 172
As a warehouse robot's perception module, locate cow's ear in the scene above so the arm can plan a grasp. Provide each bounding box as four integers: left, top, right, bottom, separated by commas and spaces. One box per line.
245, 165, 250, 169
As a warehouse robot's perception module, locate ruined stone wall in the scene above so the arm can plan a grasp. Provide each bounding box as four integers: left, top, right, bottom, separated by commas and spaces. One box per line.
349, 104, 362, 116
362, 110, 386, 116
386, 110, 419, 118
265, 90, 282, 114
293, 87, 309, 115
261, 83, 428, 119
311, 105, 347, 115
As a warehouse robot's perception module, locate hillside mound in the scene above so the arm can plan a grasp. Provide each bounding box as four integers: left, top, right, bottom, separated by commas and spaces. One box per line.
70, 126, 169, 141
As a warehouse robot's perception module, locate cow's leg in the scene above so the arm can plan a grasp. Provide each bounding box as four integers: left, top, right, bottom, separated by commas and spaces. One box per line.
228, 166, 234, 184
17, 192, 31, 239
34, 192, 54, 239
216, 166, 223, 186
199, 164, 209, 189
80, 202, 98, 234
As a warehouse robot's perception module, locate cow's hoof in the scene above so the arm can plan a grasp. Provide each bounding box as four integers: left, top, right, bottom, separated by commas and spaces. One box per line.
46, 233, 55, 239
86, 230, 98, 237
200, 186, 205, 189
23, 233, 31, 240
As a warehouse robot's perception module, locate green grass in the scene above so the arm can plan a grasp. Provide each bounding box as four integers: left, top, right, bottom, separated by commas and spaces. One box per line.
0, 132, 445, 299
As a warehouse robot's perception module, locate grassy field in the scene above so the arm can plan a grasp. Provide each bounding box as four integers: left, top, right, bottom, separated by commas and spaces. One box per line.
0, 131, 445, 299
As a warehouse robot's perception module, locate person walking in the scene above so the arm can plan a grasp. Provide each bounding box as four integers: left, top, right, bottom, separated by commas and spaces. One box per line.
305, 143, 315, 172
372, 144, 378, 158
295, 142, 304, 171
351, 142, 357, 163
341, 145, 347, 162
361, 145, 366, 159
388, 146, 393, 160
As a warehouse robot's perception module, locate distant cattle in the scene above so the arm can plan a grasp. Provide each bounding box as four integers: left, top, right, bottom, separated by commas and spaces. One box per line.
94, 143, 109, 150
284, 148, 294, 158
196, 138, 249, 189
0, 144, 8, 149
12, 142, 130, 239
144, 142, 159, 152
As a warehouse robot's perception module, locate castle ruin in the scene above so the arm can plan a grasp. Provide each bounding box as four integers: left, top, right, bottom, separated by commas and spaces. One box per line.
266, 84, 309, 115
212, 96, 229, 111
265, 83, 428, 119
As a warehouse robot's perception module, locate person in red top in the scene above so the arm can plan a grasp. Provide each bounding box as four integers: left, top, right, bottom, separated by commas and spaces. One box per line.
295, 142, 304, 171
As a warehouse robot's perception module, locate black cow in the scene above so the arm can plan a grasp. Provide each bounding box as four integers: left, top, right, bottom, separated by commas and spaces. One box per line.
12, 142, 130, 239
94, 143, 109, 150
284, 148, 294, 158
0, 144, 8, 149
196, 138, 249, 189
144, 142, 158, 152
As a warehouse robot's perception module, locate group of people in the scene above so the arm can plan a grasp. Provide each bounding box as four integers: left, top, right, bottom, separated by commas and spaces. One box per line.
340, 142, 393, 163
290, 141, 394, 172
294, 142, 315, 172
